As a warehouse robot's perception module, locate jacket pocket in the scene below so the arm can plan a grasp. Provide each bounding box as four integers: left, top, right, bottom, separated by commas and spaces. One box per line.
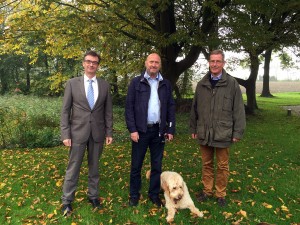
222, 96, 233, 112
214, 120, 233, 141
135, 85, 149, 103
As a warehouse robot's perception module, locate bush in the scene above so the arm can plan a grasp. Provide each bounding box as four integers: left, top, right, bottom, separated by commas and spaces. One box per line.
0, 95, 61, 148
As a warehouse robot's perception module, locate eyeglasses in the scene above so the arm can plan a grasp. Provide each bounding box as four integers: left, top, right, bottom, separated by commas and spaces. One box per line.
84, 60, 99, 65
209, 60, 224, 64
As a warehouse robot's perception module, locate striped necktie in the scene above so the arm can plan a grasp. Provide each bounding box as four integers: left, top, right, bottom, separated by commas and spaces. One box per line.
87, 80, 94, 109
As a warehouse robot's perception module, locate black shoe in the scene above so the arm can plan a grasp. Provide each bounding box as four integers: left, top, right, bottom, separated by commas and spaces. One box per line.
129, 197, 139, 207
88, 198, 102, 209
196, 191, 210, 202
149, 196, 164, 207
217, 197, 227, 207
62, 204, 72, 216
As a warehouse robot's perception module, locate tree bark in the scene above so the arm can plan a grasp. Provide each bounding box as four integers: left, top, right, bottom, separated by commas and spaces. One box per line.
261, 48, 273, 97
25, 61, 31, 94
244, 52, 260, 114
0, 69, 9, 95
151, 0, 230, 99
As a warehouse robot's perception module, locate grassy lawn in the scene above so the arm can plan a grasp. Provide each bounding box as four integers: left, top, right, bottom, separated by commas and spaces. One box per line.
0, 93, 299, 225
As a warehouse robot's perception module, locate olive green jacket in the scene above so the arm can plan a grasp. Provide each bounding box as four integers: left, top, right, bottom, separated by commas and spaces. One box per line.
190, 70, 246, 148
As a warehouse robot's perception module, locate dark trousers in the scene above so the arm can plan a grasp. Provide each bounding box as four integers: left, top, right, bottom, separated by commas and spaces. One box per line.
129, 125, 165, 199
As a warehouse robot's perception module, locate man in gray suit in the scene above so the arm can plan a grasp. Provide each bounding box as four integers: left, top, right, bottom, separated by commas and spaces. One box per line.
60, 50, 113, 216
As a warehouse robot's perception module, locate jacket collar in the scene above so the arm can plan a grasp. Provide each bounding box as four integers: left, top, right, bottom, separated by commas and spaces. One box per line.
140, 70, 164, 83
202, 69, 228, 87
143, 71, 163, 81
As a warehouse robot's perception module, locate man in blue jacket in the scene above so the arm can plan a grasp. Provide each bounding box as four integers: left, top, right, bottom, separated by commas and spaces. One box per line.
125, 53, 175, 207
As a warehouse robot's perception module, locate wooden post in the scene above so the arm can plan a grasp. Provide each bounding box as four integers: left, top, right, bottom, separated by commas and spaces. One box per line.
287, 109, 292, 116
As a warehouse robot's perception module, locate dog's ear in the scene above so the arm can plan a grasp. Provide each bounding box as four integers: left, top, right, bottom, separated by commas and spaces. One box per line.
182, 181, 187, 193
161, 178, 169, 192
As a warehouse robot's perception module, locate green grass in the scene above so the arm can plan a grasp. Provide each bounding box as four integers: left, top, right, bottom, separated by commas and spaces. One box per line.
0, 93, 300, 225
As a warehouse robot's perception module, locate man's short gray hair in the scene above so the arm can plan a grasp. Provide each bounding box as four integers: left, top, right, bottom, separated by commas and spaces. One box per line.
209, 50, 225, 61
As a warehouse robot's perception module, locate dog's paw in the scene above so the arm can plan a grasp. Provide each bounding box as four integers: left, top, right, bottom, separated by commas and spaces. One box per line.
196, 210, 204, 217
166, 216, 174, 223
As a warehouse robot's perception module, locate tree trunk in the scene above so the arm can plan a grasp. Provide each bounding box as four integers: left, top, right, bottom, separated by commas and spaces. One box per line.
111, 71, 119, 96
261, 48, 273, 97
174, 84, 181, 100
244, 52, 260, 114
151, 1, 230, 99
25, 62, 31, 94
0, 69, 9, 95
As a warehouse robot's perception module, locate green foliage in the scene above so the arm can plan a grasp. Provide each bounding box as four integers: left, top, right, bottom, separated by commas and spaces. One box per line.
0, 95, 61, 148
0, 0, 230, 96
47, 72, 70, 95
0, 93, 299, 224
177, 68, 194, 97
278, 52, 295, 69
1, 0, 299, 102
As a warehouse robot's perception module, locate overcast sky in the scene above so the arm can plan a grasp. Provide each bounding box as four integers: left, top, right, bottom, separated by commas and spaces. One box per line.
225, 51, 300, 81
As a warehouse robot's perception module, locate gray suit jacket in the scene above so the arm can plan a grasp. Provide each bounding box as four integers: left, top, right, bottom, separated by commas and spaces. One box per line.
60, 76, 113, 144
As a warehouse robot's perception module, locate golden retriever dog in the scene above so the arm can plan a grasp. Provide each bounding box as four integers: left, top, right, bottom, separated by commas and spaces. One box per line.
160, 171, 203, 223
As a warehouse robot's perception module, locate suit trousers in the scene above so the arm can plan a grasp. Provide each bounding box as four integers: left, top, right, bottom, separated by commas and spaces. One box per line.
62, 135, 104, 204
200, 145, 229, 198
129, 125, 165, 199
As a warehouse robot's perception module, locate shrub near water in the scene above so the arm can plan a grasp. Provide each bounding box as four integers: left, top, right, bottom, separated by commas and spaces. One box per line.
0, 95, 62, 148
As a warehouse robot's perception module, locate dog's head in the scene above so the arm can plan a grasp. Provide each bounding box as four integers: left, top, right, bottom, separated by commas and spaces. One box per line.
161, 172, 185, 204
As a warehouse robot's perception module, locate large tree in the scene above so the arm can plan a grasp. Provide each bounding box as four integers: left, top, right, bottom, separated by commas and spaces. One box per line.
259, 0, 300, 97
222, 0, 300, 113
1, 0, 232, 97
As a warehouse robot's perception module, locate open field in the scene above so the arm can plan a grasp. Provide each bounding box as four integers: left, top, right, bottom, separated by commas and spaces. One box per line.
241, 81, 300, 94
193, 81, 300, 94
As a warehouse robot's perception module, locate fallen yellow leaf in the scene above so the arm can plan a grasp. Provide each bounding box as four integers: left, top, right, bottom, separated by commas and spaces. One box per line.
238, 209, 247, 218
281, 205, 289, 213
47, 213, 54, 219
222, 211, 232, 219
56, 180, 62, 187
0, 182, 6, 189
262, 202, 273, 208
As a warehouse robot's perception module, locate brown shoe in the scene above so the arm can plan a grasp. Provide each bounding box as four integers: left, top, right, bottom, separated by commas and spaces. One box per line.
217, 197, 226, 207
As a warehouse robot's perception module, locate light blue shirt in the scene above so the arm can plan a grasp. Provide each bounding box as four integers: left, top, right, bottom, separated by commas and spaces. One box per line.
144, 72, 163, 124
211, 73, 222, 80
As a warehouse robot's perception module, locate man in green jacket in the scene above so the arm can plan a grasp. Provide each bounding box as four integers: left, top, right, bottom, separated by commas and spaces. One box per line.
190, 49, 246, 207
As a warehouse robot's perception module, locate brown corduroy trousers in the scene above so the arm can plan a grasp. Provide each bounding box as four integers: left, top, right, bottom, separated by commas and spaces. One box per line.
200, 145, 229, 198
